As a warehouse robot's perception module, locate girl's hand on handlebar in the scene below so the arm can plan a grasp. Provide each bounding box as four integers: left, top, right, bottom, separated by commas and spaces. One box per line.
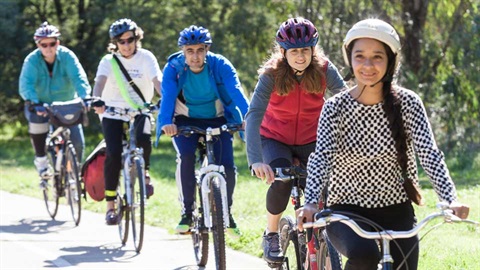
251, 163, 275, 184
450, 201, 470, 219
162, 124, 178, 137
296, 203, 319, 232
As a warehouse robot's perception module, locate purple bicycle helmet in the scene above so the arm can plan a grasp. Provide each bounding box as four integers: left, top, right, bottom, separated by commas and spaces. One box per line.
178, 25, 212, 47
33, 22, 61, 43
109, 18, 137, 39
276, 17, 318, 50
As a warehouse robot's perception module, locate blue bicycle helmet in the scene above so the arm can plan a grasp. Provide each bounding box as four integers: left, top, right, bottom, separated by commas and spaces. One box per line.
276, 17, 318, 50
109, 18, 137, 39
178, 25, 212, 47
33, 22, 61, 43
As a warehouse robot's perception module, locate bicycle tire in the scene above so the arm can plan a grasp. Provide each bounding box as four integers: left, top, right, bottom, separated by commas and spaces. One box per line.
43, 146, 59, 219
192, 187, 209, 266
130, 157, 145, 253
117, 189, 129, 245
65, 143, 82, 226
316, 230, 342, 270
210, 177, 226, 270
279, 215, 306, 270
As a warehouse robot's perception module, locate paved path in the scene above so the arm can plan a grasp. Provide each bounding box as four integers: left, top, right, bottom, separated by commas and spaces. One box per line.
0, 190, 269, 269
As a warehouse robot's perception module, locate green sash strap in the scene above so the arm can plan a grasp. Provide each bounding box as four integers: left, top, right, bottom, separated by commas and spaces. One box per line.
105, 54, 143, 109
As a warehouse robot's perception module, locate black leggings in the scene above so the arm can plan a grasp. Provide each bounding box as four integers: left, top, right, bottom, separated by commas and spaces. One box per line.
102, 116, 152, 201
326, 202, 419, 270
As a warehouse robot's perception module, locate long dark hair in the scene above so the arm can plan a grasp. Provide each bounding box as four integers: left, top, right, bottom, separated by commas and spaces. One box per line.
380, 44, 409, 172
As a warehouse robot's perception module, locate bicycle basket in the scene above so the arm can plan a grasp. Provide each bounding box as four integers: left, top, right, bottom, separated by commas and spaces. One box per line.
82, 139, 106, 201
49, 99, 84, 127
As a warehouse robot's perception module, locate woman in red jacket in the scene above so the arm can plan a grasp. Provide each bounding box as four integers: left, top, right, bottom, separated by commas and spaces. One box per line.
245, 17, 346, 266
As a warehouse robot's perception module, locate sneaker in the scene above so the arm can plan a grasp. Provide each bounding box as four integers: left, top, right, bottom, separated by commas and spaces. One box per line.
34, 156, 52, 179
175, 213, 193, 233
226, 214, 241, 239
145, 171, 154, 198
105, 209, 119, 225
262, 231, 284, 265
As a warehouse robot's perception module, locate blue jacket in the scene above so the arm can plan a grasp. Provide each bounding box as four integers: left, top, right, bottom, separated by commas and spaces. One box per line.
156, 51, 249, 140
19, 45, 91, 104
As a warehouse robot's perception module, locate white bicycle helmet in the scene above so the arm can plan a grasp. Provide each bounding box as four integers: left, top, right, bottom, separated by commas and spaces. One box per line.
33, 22, 61, 43
342, 19, 401, 71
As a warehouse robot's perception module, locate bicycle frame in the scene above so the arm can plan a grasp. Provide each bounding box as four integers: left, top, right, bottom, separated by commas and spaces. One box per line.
103, 105, 155, 253
274, 166, 341, 270
304, 203, 479, 270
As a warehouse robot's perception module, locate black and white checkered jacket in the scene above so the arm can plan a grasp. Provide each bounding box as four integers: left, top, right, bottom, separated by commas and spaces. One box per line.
305, 87, 457, 208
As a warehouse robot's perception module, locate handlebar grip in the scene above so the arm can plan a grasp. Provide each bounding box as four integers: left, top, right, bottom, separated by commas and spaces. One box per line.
314, 209, 333, 221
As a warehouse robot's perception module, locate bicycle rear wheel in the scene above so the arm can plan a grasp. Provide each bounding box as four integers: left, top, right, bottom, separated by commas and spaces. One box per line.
117, 189, 129, 245
65, 143, 81, 226
192, 187, 209, 266
316, 230, 342, 270
42, 146, 59, 219
210, 177, 226, 270
130, 157, 145, 253
279, 215, 306, 270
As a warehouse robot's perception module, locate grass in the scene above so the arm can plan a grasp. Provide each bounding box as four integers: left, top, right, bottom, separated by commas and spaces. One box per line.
1, 122, 479, 269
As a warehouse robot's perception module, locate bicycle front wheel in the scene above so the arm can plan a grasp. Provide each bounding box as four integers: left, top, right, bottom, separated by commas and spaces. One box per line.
130, 157, 145, 253
316, 229, 342, 270
117, 189, 129, 245
192, 187, 209, 266
42, 146, 59, 219
210, 177, 226, 270
65, 143, 81, 226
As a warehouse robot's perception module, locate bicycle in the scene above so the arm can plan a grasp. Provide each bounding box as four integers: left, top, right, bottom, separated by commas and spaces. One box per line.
272, 166, 342, 270
103, 105, 156, 253
36, 99, 86, 226
303, 202, 479, 270
174, 123, 243, 270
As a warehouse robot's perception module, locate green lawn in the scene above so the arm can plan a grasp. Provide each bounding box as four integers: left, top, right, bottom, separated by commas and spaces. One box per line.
1, 123, 479, 269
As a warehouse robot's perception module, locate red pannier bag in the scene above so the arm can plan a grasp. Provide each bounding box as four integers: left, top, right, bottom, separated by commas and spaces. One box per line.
81, 139, 106, 201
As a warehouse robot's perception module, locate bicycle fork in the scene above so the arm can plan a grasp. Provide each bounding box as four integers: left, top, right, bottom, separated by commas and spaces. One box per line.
123, 154, 146, 205
199, 165, 230, 229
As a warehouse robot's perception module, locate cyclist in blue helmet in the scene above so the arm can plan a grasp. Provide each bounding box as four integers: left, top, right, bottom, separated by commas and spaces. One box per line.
19, 21, 91, 182
245, 17, 347, 266
91, 18, 162, 225
158, 25, 249, 238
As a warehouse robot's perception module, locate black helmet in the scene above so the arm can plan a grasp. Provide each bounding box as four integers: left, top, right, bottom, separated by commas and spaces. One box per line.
109, 18, 137, 39
33, 22, 61, 43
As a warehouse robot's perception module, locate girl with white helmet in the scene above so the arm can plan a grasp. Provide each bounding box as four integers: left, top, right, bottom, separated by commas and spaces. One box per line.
297, 18, 469, 269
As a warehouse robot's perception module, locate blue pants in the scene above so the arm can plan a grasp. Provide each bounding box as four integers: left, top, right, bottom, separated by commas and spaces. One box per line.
173, 116, 236, 215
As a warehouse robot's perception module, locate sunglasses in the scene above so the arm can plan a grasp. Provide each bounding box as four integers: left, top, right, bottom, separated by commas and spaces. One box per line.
39, 41, 57, 48
117, 37, 136, 45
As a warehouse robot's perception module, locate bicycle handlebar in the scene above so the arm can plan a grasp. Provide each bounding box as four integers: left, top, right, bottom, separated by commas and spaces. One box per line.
303, 203, 479, 240
102, 104, 159, 118
272, 166, 307, 182
176, 123, 244, 137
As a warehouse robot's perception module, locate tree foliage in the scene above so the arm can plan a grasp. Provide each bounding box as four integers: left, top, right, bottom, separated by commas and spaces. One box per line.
1, 0, 478, 155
